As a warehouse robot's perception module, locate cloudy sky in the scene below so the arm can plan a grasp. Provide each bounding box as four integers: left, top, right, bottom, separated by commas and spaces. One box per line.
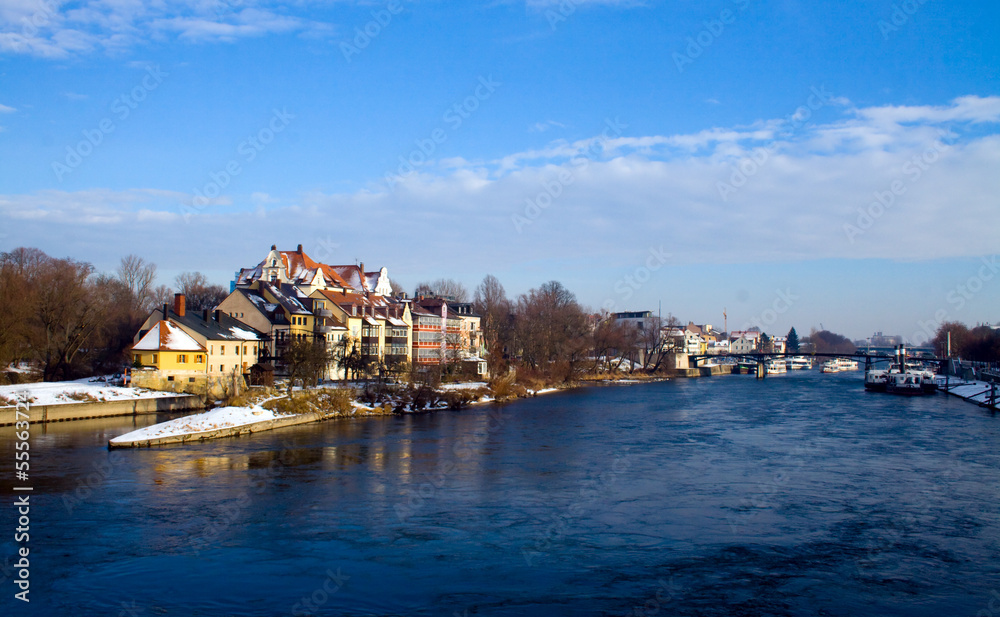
1, 0, 998, 342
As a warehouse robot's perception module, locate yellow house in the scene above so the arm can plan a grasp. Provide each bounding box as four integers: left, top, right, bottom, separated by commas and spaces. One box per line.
131, 294, 266, 395
131, 320, 208, 386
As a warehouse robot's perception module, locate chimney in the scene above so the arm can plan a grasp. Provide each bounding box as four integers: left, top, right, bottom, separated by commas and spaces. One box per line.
163, 303, 169, 318
174, 293, 186, 317
214, 310, 222, 323
203, 309, 210, 322
271, 244, 277, 250
360, 261, 365, 275
297, 244, 303, 254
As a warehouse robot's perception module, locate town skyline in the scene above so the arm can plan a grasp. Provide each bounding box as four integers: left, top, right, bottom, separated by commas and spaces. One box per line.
1, 1, 998, 342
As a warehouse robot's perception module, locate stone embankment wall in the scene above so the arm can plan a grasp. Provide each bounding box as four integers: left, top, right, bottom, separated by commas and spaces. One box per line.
0, 395, 203, 426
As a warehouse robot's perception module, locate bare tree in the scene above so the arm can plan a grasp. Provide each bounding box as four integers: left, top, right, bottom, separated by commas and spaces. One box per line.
591, 313, 627, 373
175, 272, 229, 312
0, 251, 34, 367
116, 254, 158, 312
388, 278, 408, 297
27, 256, 105, 380
643, 313, 681, 373
512, 280, 589, 380
473, 274, 512, 377
414, 278, 469, 302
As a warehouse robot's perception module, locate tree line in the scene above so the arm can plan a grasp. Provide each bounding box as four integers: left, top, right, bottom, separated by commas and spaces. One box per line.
0, 247, 228, 381
932, 322, 1000, 361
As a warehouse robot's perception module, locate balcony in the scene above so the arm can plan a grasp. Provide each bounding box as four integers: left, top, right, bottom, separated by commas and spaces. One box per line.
314, 308, 333, 318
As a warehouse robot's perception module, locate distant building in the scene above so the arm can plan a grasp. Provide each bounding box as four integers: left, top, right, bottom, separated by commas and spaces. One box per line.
613, 311, 655, 331
729, 330, 761, 354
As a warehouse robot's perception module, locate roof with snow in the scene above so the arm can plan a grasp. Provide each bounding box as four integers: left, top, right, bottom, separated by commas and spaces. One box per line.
150, 308, 266, 343
132, 321, 205, 352
261, 282, 311, 315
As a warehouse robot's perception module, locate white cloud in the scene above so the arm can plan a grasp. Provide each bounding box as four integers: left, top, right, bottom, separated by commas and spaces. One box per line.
1, 96, 998, 286
0, 1, 330, 58
0, 103, 14, 113
529, 119, 567, 133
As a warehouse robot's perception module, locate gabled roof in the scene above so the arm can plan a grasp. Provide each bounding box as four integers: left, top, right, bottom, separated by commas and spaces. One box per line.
239, 288, 280, 315
162, 309, 266, 342
317, 263, 352, 289
328, 265, 367, 291
132, 320, 205, 352
313, 288, 392, 313
261, 282, 311, 316
413, 297, 462, 319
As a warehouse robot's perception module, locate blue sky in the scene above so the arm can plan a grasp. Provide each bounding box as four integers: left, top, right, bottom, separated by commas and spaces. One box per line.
1, 0, 999, 342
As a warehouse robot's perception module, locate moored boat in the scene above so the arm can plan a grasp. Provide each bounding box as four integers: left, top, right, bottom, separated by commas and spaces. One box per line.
865, 369, 889, 391
886, 372, 925, 395
766, 360, 787, 374
786, 356, 813, 370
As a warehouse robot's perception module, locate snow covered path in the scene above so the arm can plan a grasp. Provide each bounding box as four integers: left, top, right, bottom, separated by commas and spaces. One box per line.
109, 406, 289, 446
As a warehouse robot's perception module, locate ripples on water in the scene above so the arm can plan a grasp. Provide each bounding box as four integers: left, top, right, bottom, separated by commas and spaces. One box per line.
3, 371, 1000, 616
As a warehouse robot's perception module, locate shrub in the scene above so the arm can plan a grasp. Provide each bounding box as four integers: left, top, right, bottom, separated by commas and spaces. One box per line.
490, 371, 527, 402
65, 392, 99, 403
262, 388, 355, 417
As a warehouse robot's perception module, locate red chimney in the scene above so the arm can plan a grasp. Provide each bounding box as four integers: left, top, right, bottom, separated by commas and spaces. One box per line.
297, 244, 303, 254
174, 293, 186, 317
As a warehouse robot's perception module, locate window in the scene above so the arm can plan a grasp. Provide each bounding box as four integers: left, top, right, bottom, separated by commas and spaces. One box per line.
177, 354, 187, 363
152, 354, 158, 363
221, 345, 225, 355
220, 364, 225, 372
167, 376, 175, 381
133, 354, 140, 364
188, 377, 196, 383
243, 346, 247, 355
195, 355, 203, 363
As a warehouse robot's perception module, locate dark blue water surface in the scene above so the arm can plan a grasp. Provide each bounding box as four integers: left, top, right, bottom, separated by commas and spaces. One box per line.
4, 371, 1000, 616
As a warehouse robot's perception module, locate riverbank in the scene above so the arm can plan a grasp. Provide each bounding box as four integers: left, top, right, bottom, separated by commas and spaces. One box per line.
941, 378, 999, 410
0, 380, 201, 426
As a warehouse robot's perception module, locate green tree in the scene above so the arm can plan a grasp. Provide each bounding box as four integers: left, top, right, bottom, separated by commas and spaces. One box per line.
786, 327, 800, 353
760, 333, 773, 353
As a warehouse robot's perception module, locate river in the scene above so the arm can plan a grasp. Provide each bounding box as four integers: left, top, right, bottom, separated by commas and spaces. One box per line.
3, 370, 1000, 616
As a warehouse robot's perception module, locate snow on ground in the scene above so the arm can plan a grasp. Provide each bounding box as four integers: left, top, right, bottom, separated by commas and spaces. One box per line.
947, 380, 997, 404
0, 380, 181, 406
532, 388, 560, 395
438, 382, 488, 391
110, 406, 287, 444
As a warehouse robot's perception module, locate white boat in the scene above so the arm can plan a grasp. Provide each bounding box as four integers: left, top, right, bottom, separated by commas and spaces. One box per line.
864, 345, 938, 395
821, 360, 842, 373
822, 358, 858, 373
786, 356, 813, 370
765, 360, 787, 374
885, 371, 925, 395
865, 363, 937, 395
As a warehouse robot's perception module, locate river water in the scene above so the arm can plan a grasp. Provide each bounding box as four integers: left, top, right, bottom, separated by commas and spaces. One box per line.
4, 370, 1000, 616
